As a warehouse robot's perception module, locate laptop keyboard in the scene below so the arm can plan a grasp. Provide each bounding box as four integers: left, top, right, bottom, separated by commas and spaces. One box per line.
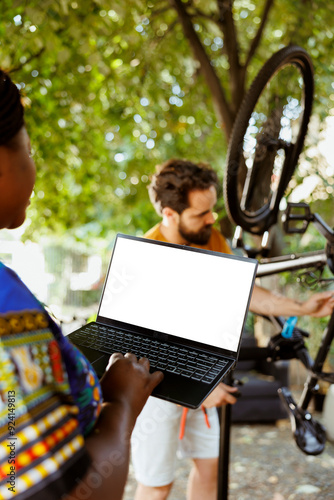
70, 323, 229, 384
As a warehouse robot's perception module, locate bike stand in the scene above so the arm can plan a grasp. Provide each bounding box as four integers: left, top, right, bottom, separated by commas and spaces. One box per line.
217, 372, 233, 500
216, 346, 276, 499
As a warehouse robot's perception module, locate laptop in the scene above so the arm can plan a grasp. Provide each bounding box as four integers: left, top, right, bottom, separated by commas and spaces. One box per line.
68, 233, 258, 409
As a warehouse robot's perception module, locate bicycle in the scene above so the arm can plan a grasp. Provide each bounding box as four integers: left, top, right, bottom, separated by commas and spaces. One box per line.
235, 202, 334, 456
218, 43, 334, 500
223, 44, 334, 457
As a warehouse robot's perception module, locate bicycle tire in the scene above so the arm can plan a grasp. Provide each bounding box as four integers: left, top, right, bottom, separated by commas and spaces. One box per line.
224, 45, 314, 235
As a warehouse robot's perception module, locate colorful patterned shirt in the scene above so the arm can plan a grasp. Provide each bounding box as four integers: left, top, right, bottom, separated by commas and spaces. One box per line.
0, 262, 103, 499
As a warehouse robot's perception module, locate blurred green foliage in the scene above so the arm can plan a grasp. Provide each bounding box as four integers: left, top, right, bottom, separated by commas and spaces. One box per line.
0, 0, 333, 250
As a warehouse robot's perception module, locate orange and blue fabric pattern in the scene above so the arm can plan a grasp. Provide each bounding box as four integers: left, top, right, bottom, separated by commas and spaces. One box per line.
0, 262, 103, 499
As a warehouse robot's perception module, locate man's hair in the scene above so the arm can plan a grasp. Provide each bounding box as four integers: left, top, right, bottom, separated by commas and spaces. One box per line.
148, 158, 219, 216
0, 69, 25, 147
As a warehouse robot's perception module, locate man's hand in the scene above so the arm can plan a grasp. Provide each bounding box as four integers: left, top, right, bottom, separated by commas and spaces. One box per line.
100, 353, 164, 418
202, 382, 239, 408
300, 291, 334, 317
250, 285, 334, 318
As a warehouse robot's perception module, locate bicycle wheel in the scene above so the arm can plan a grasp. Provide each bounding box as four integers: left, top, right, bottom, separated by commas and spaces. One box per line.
224, 45, 314, 235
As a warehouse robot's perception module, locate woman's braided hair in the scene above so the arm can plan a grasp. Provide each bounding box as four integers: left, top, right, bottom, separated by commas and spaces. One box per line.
0, 69, 24, 146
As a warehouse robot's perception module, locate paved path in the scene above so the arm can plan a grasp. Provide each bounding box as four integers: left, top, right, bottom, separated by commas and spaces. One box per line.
124, 418, 334, 500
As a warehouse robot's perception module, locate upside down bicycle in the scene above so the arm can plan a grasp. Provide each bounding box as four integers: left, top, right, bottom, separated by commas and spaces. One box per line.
218, 44, 334, 499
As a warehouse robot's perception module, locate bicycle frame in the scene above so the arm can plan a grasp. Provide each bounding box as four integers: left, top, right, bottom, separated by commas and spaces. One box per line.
257, 249, 327, 277
231, 202, 334, 456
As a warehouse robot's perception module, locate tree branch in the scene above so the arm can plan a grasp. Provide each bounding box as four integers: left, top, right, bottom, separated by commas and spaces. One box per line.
244, 0, 275, 70
190, 7, 220, 24
150, 5, 173, 18
216, 0, 245, 114
168, 0, 234, 138
9, 47, 46, 73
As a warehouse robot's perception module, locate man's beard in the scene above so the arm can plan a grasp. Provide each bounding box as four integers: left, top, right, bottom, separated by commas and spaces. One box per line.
178, 220, 213, 245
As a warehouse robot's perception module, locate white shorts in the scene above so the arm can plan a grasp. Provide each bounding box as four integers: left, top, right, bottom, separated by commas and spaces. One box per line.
131, 396, 219, 487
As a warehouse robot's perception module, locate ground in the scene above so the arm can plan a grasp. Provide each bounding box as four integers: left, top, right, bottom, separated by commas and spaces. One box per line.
124, 416, 334, 500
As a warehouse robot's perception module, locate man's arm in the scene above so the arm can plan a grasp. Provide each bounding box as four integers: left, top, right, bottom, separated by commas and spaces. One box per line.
250, 284, 334, 318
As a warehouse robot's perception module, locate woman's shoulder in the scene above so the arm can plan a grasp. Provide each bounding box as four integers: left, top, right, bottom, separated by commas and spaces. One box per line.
0, 262, 102, 498
0, 261, 44, 315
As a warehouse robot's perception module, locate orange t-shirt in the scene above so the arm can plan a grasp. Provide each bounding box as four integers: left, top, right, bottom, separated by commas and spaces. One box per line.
144, 224, 232, 255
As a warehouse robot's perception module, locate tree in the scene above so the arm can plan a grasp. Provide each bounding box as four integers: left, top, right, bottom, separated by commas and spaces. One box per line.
0, 0, 333, 243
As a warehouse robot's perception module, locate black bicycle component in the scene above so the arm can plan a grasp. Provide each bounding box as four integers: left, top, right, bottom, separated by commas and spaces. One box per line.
235, 203, 333, 285
299, 310, 334, 409
224, 45, 314, 235
312, 216, 334, 246
326, 242, 334, 275
282, 203, 334, 245
282, 202, 334, 280
282, 202, 312, 234
278, 387, 326, 456
232, 230, 265, 259
312, 371, 334, 385
267, 332, 313, 370
232, 225, 272, 259
296, 266, 334, 289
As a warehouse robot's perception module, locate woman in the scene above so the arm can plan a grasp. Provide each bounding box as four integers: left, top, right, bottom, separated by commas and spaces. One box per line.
0, 69, 163, 500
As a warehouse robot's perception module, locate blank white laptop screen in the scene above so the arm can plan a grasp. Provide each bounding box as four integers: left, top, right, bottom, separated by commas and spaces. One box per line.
98, 237, 256, 352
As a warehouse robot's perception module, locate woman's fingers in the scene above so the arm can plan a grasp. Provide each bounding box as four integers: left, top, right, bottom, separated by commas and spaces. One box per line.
138, 356, 150, 369
124, 352, 138, 362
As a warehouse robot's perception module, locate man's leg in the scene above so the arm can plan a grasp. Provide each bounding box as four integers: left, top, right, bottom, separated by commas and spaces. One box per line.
134, 482, 173, 500
187, 457, 218, 500
131, 397, 183, 500
179, 407, 220, 500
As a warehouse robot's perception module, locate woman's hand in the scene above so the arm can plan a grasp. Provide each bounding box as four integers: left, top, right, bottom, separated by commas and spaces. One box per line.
100, 352, 164, 418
